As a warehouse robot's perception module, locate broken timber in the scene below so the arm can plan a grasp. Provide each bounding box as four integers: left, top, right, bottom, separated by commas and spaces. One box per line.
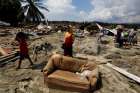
0, 51, 19, 66
106, 63, 140, 84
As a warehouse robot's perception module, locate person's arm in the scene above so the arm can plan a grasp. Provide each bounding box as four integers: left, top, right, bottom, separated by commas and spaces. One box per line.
72, 34, 75, 43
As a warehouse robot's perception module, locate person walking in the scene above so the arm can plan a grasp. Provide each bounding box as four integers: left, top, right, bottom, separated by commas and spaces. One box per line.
15, 32, 34, 69
63, 25, 74, 57
116, 25, 124, 48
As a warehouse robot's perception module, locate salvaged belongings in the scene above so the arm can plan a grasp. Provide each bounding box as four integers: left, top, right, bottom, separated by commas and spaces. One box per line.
43, 54, 99, 92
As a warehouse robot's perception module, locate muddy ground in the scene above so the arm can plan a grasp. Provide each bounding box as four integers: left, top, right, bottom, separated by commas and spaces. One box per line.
0, 27, 140, 93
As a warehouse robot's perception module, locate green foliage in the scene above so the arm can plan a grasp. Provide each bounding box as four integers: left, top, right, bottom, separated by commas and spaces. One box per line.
20, 0, 49, 24
0, 0, 24, 26
0, 0, 48, 26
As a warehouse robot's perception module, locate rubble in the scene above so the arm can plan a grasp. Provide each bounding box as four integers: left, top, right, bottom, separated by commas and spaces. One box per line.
104, 53, 122, 59
0, 26, 140, 93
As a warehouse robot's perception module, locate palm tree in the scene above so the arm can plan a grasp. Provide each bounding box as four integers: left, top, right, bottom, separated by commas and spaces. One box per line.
20, 0, 49, 24
0, 0, 24, 26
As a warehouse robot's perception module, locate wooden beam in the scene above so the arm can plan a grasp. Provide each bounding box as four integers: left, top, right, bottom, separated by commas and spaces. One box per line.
0, 51, 19, 66
0, 56, 19, 66
0, 51, 18, 59
106, 63, 140, 84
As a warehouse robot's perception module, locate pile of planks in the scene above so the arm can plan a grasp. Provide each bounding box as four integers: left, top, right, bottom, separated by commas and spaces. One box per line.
0, 51, 19, 67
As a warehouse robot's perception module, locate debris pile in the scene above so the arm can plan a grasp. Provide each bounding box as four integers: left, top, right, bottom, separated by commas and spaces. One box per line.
0, 26, 140, 93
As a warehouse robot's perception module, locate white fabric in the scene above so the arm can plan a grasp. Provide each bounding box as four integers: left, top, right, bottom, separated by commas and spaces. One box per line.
76, 70, 92, 80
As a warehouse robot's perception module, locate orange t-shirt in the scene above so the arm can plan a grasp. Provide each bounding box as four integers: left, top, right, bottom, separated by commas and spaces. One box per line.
64, 32, 74, 47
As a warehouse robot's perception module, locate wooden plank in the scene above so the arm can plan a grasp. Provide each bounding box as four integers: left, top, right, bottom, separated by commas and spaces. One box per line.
106, 63, 140, 84
1, 56, 19, 65
0, 55, 15, 62
0, 51, 18, 60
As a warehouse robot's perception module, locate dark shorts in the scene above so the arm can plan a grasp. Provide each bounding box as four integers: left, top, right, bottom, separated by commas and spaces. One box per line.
20, 53, 29, 60
64, 46, 73, 57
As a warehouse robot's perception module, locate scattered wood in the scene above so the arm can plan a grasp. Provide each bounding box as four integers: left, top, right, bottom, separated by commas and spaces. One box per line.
0, 56, 19, 66
106, 63, 140, 84
0, 51, 19, 66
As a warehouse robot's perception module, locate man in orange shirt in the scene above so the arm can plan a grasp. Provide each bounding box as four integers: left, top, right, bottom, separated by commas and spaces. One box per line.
15, 32, 33, 69
63, 25, 74, 57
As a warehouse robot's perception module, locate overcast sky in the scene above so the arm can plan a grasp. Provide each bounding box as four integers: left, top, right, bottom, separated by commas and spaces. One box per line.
40, 0, 140, 23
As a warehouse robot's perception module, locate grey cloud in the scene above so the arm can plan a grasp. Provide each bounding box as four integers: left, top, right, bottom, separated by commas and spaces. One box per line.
88, 0, 140, 23
40, 0, 140, 23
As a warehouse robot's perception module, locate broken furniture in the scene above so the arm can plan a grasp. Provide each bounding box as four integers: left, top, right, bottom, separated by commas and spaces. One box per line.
43, 54, 99, 93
